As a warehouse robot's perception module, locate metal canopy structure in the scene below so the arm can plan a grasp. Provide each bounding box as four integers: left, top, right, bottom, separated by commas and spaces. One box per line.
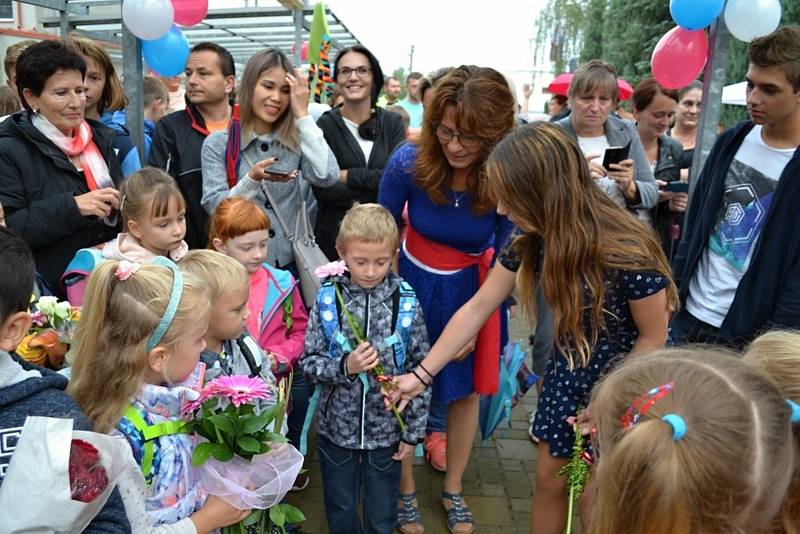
16, 0, 361, 160
38, 3, 361, 65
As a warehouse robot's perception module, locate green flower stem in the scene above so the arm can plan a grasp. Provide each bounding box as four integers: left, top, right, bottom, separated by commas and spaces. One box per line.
334, 283, 407, 433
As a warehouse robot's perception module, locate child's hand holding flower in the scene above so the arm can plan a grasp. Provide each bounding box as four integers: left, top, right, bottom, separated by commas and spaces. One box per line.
346, 341, 379, 375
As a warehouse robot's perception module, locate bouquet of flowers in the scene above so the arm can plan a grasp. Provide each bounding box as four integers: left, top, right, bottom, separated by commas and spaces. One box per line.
314, 260, 407, 432
0, 416, 128, 533
183, 374, 304, 533
16, 296, 80, 369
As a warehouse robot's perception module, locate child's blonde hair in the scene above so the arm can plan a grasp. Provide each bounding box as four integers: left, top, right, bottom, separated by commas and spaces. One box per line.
589, 348, 795, 534
335, 203, 398, 252
119, 167, 186, 229
179, 249, 249, 303
68, 260, 209, 433
744, 331, 800, 534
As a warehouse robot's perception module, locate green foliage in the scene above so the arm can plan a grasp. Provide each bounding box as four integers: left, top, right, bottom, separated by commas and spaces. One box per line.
535, 0, 590, 73
579, 0, 606, 63
393, 66, 407, 100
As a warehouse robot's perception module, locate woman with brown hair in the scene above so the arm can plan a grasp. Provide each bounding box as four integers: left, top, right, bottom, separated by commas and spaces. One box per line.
388, 122, 678, 534
379, 65, 516, 534
66, 33, 142, 177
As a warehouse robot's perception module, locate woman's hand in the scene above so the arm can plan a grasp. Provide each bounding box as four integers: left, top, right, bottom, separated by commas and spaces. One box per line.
607, 159, 636, 199
585, 154, 607, 180
669, 192, 688, 213
248, 157, 298, 183
286, 68, 310, 119
190, 495, 251, 534
74, 187, 119, 218
385, 372, 427, 411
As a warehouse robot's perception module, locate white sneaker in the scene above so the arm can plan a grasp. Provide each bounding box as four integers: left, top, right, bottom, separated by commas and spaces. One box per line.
528, 410, 539, 444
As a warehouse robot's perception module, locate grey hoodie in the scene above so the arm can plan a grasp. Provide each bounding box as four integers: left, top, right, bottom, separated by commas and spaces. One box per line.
301, 272, 431, 449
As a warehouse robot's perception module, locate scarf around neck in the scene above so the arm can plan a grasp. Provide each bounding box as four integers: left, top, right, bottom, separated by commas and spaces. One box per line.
31, 113, 115, 191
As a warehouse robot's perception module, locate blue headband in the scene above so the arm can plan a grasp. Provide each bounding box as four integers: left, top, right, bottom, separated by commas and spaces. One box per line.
788, 400, 800, 424
661, 413, 686, 441
146, 257, 184, 352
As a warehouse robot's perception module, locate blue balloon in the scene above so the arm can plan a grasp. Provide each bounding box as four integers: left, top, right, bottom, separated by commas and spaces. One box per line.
142, 24, 190, 77
670, 0, 725, 30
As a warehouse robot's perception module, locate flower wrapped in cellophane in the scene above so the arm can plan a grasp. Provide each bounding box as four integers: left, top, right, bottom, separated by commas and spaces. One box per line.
15, 296, 80, 369
182, 374, 304, 533
0, 416, 128, 533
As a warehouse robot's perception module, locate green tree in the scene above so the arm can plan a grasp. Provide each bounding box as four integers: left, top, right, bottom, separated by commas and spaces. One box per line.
392, 66, 407, 100
579, 0, 607, 62
534, 0, 589, 73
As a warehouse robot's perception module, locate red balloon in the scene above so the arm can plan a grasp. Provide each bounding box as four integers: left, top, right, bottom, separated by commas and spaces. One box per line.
172, 0, 208, 26
651, 26, 708, 89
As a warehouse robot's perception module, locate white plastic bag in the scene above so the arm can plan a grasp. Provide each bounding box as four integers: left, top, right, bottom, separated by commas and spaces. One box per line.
196, 443, 304, 510
0, 416, 129, 534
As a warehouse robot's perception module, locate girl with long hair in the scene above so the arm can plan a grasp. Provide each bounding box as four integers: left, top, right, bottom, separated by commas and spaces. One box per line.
389, 121, 678, 534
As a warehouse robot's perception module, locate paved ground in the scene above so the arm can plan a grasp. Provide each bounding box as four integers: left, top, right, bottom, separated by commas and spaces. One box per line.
284, 315, 575, 533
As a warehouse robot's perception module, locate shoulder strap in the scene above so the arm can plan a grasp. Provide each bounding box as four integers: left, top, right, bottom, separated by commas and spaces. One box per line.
236, 334, 263, 377
389, 281, 417, 372
122, 405, 189, 484
260, 181, 293, 239
317, 282, 349, 357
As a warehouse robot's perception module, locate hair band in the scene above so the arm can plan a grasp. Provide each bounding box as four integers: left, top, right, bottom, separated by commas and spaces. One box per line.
411, 369, 429, 388
146, 256, 184, 352
788, 399, 800, 424
418, 362, 434, 379
661, 413, 686, 441
621, 381, 674, 430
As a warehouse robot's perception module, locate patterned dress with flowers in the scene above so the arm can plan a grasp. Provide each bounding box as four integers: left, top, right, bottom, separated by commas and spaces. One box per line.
498, 240, 669, 458
115, 364, 206, 525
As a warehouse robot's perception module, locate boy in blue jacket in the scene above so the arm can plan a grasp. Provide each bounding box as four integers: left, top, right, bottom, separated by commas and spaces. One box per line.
0, 226, 130, 532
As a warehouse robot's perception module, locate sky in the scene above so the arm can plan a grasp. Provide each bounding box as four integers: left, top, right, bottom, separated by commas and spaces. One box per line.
210, 0, 554, 109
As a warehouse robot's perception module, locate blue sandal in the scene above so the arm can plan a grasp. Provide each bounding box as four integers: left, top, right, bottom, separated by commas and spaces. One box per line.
396, 492, 424, 534
441, 492, 475, 534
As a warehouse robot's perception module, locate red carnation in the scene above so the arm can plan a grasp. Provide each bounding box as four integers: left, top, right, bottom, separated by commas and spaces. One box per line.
69, 439, 108, 503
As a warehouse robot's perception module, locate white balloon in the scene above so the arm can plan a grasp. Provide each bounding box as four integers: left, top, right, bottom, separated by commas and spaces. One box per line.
724, 0, 782, 42
122, 0, 175, 41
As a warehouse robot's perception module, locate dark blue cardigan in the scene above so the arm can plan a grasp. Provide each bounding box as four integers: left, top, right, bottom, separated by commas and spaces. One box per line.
673, 121, 800, 347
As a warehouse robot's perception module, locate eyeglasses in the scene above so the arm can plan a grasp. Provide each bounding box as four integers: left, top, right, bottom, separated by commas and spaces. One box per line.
337, 66, 372, 79
434, 124, 481, 148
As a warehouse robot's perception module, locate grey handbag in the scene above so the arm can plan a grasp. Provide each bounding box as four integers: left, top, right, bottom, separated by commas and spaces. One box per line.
261, 183, 328, 308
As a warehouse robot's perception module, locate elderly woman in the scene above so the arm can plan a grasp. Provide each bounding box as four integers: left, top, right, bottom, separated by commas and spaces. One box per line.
0, 40, 122, 298
554, 60, 658, 223
313, 44, 406, 260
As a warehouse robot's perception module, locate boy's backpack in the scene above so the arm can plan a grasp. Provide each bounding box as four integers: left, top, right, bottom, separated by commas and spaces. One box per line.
60, 248, 105, 306
299, 280, 417, 454
118, 405, 190, 485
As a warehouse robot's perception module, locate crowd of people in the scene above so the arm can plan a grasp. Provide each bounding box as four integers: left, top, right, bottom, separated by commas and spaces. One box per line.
0, 21, 798, 534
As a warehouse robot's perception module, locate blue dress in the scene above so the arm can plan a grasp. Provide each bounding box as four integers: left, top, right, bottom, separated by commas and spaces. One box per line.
499, 236, 669, 457
379, 143, 512, 403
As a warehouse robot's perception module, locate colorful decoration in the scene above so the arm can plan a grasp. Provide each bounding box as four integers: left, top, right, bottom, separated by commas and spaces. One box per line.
171, 0, 208, 26
122, 0, 174, 41
669, 0, 724, 31
142, 24, 191, 77
724, 0, 782, 42
651, 27, 708, 89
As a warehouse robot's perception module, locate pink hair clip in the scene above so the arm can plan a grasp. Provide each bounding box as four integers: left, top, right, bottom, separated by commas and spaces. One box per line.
115, 260, 141, 281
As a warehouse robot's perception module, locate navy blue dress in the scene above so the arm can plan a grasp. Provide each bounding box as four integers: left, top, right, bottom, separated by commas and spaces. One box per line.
499, 236, 669, 457
379, 143, 512, 403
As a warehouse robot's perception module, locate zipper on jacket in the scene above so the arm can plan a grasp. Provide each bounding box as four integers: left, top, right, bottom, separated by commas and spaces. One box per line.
359, 291, 370, 448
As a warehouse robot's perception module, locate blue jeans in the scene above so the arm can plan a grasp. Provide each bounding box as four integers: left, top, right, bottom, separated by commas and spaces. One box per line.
668, 308, 722, 346
425, 396, 447, 433
317, 435, 400, 534
286, 371, 310, 447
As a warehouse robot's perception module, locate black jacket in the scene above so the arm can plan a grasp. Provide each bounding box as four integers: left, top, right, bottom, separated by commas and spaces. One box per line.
674, 121, 800, 346
0, 112, 123, 297
652, 134, 684, 262
314, 108, 406, 259
148, 105, 217, 249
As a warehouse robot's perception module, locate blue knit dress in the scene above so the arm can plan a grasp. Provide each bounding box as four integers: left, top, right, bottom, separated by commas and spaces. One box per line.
379, 143, 512, 403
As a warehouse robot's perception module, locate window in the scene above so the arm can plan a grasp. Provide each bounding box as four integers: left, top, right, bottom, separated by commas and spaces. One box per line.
0, 0, 12, 20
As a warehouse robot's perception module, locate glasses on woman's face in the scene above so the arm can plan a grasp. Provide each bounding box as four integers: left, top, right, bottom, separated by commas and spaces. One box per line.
337, 66, 371, 79
435, 123, 481, 149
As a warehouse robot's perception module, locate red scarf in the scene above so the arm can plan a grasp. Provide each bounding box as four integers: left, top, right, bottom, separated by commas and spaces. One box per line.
405, 225, 500, 395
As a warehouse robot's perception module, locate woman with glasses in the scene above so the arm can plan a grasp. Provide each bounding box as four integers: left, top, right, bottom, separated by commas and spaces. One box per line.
379, 65, 515, 534
314, 45, 406, 259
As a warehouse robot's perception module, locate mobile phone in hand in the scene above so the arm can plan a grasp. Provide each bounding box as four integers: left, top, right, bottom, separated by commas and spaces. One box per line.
602, 142, 631, 168
664, 181, 689, 194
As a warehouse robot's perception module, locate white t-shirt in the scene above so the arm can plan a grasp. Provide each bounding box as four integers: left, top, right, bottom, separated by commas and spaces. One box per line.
343, 117, 374, 162
686, 125, 794, 327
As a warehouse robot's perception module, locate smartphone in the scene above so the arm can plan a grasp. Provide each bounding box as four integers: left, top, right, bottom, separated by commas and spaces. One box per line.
664, 181, 690, 194
264, 167, 295, 179
602, 143, 631, 168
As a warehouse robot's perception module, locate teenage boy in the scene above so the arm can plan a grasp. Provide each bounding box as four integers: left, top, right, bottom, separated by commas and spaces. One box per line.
0, 227, 130, 531
672, 26, 800, 347
149, 42, 235, 249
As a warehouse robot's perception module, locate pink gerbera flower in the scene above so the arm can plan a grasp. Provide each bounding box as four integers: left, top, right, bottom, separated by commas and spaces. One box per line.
314, 260, 348, 279
207, 375, 272, 407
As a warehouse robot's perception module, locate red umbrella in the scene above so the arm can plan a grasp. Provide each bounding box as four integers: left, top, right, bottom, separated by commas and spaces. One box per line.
546, 72, 634, 101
